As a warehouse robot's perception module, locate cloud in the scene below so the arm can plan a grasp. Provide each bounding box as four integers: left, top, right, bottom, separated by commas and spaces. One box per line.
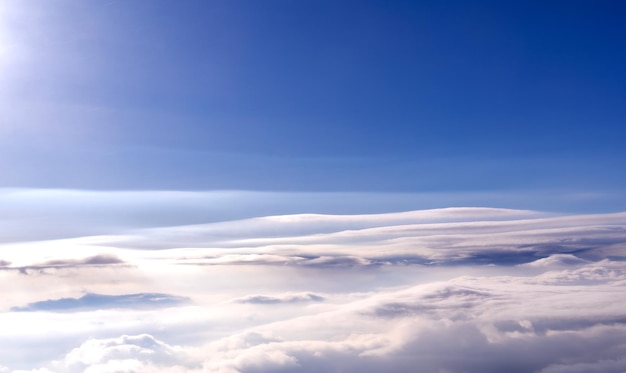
9, 257, 620, 372
0, 188, 562, 243
176, 254, 377, 268
2, 208, 626, 372
0, 254, 127, 275
52, 334, 191, 373
370, 284, 492, 319
5, 208, 625, 272
105, 210, 626, 270
540, 357, 626, 373
113, 207, 540, 250
532, 260, 626, 284
520, 254, 590, 268
11, 293, 190, 312
232, 293, 325, 305
28, 254, 126, 271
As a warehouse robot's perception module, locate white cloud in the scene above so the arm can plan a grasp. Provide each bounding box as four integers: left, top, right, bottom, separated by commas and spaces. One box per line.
1, 207, 626, 372
520, 254, 590, 268
11, 257, 621, 372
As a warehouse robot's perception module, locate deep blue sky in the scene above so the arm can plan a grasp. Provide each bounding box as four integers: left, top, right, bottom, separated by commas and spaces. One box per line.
1, 0, 625, 194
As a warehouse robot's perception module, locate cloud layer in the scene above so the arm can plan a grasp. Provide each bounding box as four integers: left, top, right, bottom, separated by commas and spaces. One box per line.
1, 207, 625, 372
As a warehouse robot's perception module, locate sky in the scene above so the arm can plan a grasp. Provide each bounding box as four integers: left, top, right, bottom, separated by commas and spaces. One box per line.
1, 1, 626, 372
1, 0, 625, 197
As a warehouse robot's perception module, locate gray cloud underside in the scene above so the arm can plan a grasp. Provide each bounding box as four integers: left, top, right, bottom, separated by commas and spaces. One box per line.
171, 230, 626, 268
232, 292, 325, 305
11, 292, 189, 312
0, 254, 126, 275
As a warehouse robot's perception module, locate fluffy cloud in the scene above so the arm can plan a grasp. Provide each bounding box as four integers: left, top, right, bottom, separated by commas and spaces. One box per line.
198, 268, 626, 372
52, 334, 192, 373
12, 257, 623, 372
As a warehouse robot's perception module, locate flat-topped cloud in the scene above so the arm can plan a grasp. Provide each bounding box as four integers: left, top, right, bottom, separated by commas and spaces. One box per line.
11, 293, 190, 312
0, 254, 127, 275
232, 292, 325, 305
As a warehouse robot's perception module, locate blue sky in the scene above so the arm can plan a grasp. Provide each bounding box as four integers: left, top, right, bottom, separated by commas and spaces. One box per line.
1, 0, 625, 201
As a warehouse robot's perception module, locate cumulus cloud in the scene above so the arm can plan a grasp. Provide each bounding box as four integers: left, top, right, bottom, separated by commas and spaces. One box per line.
203, 265, 626, 372
52, 334, 192, 373
532, 259, 626, 284
27, 261, 626, 372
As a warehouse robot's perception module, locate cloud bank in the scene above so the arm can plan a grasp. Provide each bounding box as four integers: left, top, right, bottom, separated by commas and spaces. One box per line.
1, 206, 625, 372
